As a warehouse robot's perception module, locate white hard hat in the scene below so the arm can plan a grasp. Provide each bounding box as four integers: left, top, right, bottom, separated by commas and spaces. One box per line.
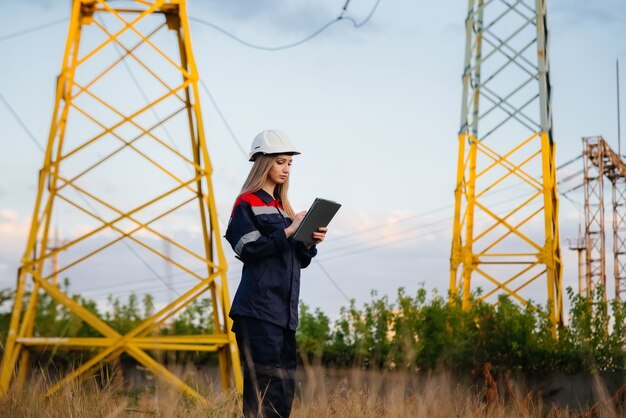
249, 129, 300, 161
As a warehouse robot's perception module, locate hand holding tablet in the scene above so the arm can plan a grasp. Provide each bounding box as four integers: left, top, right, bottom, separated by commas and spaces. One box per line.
293, 198, 341, 247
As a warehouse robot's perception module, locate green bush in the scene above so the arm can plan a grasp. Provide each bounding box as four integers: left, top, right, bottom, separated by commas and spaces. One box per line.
298, 285, 626, 375
0, 279, 216, 364
1, 279, 625, 377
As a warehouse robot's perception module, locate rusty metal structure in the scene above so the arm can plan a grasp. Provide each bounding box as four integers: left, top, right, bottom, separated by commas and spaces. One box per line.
566, 233, 585, 298
449, 0, 563, 328
0, 0, 242, 402
582, 136, 626, 302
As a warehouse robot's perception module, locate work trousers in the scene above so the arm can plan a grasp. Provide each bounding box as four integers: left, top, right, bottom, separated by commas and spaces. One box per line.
233, 316, 297, 418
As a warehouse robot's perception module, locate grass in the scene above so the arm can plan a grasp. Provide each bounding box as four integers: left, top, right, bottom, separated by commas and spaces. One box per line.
0, 365, 623, 417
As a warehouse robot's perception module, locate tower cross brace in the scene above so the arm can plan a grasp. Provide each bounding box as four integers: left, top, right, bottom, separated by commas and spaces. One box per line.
449, 0, 563, 328
0, 0, 242, 401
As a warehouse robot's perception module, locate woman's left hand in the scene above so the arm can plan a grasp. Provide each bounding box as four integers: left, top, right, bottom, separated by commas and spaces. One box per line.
307, 227, 327, 249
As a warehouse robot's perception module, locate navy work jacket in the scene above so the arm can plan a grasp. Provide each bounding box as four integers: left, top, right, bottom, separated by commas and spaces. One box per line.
225, 189, 316, 331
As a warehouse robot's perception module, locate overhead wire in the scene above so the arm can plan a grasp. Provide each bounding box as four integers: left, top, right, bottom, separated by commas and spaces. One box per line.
0, 13, 181, 296
0, 17, 66, 42
320, 188, 541, 261
1, 92, 180, 297
199, 79, 248, 158
322, 215, 453, 258
86, 269, 243, 300
99, 16, 187, 165
84, 187, 543, 299
0, 92, 45, 153
88, 0, 367, 301
320, 200, 546, 263
559, 169, 583, 184
1, 4, 589, 304
189, 0, 381, 52
556, 154, 583, 170
328, 155, 582, 244
74, 259, 240, 295
313, 259, 350, 302
187, 0, 579, 301
191, 0, 382, 302
70, 157, 583, 299
72, 15, 249, 298
3, 67, 585, 297
318, 222, 453, 262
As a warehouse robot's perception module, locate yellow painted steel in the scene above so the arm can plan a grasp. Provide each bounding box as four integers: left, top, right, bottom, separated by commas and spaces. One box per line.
0, 0, 242, 401
450, 133, 563, 329
449, 0, 563, 332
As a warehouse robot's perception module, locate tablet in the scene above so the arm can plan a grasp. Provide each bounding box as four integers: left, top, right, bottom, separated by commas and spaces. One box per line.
293, 198, 341, 246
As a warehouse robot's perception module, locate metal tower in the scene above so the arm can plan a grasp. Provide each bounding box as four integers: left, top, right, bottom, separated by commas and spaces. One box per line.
449, 0, 563, 328
567, 234, 585, 298
0, 0, 242, 401
582, 136, 626, 302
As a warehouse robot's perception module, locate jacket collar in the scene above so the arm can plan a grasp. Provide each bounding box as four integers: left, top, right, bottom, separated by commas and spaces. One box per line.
254, 188, 276, 204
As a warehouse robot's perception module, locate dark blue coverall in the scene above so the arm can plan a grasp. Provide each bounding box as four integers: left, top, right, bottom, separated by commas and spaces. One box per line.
225, 189, 316, 418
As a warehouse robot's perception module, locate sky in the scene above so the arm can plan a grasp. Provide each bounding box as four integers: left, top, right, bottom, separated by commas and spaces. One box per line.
1, 0, 626, 322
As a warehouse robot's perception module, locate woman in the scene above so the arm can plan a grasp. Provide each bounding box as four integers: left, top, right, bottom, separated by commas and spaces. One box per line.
225, 129, 327, 418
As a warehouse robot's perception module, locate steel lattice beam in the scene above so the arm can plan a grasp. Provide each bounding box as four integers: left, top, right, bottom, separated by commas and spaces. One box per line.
612, 176, 626, 301
0, 0, 242, 401
583, 138, 606, 299
450, 0, 563, 329
582, 136, 626, 302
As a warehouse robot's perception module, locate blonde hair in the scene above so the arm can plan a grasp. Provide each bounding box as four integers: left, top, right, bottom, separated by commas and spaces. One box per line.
240, 154, 296, 218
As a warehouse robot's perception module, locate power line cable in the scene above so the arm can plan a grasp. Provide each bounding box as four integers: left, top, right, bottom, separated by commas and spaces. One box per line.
76, 258, 241, 294
4, 2, 579, 308
556, 154, 582, 170
0, 18, 66, 42
559, 192, 582, 210
328, 154, 582, 244
87, 269, 243, 300
196, 0, 581, 249
82, 184, 567, 297
325, 171, 570, 249
328, 202, 454, 243
320, 189, 542, 260
0, 92, 45, 152
313, 259, 350, 302
1, 89, 179, 296
199, 79, 248, 157
101, 12, 248, 161
559, 169, 583, 184
318, 223, 453, 262
97, 15, 187, 165
189, 0, 381, 52
323, 215, 452, 257
88, 193, 540, 298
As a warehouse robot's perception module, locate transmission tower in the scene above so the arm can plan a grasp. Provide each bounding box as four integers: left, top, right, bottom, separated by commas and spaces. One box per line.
449, 0, 563, 328
566, 233, 585, 298
582, 136, 626, 302
0, 0, 242, 401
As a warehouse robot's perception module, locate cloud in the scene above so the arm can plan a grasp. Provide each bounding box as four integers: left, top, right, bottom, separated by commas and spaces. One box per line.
326, 207, 449, 249
0, 209, 31, 289
0, 209, 30, 252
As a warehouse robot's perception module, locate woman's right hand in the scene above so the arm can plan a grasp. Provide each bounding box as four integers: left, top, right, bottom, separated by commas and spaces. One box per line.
285, 210, 307, 238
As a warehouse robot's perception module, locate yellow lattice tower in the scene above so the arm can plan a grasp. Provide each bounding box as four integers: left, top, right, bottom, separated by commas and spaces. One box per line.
0, 0, 242, 401
449, 0, 563, 329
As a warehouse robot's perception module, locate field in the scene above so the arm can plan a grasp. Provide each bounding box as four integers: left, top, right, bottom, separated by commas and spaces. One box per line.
2, 287, 626, 417
1, 366, 624, 418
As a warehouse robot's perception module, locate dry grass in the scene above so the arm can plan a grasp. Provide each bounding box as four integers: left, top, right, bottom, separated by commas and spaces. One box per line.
0, 366, 622, 418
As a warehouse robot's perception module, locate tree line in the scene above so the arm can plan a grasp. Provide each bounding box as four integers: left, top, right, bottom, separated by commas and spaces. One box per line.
0, 280, 625, 376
